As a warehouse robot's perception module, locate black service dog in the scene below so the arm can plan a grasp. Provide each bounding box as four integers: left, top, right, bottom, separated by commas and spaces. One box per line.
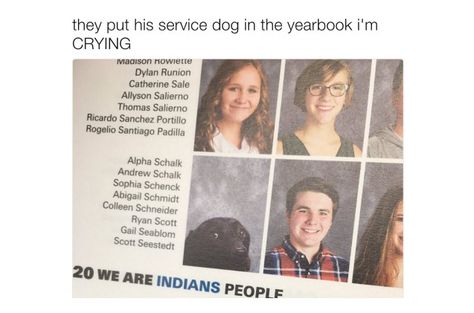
183, 217, 251, 271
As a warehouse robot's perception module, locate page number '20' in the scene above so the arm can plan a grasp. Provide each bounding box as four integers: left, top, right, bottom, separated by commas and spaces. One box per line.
73, 265, 94, 279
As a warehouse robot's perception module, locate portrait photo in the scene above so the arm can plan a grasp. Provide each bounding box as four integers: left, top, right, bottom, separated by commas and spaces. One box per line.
184, 155, 270, 272
263, 159, 360, 281
367, 59, 403, 159
194, 59, 281, 154
277, 59, 371, 157
353, 163, 403, 287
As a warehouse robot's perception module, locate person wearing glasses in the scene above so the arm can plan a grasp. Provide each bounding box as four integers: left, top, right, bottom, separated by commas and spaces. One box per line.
277, 60, 362, 157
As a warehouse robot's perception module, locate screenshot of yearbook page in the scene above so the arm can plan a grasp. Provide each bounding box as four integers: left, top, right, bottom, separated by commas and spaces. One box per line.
73, 59, 404, 297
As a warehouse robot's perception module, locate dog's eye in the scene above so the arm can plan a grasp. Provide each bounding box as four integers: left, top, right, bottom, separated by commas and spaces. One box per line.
239, 230, 246, 237
212, 232, 219, 239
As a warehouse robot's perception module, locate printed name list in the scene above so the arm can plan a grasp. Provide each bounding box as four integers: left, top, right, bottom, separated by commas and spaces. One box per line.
84, 59, 193, 137
75, 59, 199, 254
106, 156, 183, 250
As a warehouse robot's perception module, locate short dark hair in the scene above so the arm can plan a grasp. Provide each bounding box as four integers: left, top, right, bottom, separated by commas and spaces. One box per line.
392, 61, 403, 93
286, 177, 339, 219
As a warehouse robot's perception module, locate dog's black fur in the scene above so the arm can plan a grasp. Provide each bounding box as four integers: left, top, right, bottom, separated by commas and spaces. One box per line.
183, 217, 251, 271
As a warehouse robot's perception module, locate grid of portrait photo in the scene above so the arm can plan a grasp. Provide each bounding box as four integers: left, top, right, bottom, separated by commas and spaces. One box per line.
184, 59, 403, 289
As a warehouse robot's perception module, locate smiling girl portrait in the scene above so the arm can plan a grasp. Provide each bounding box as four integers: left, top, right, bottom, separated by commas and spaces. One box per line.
277, 60, 370, 157
194, 60, 275, 154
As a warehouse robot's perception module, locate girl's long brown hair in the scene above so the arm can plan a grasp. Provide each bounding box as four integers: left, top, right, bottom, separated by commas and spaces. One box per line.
353, 187, 403, 286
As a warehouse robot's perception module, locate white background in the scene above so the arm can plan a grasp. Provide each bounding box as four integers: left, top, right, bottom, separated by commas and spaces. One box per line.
1, 0, 473, 311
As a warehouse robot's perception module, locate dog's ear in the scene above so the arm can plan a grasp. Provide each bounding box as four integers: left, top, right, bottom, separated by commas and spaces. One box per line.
243, 229, 250, 250
236, 223, 250, 250
185, 230, 194, 245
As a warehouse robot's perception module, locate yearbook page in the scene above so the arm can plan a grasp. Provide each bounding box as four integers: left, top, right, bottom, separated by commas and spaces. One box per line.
73, 58, 404, 297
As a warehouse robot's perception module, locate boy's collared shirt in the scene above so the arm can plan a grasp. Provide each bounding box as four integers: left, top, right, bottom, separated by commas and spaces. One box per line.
263, 237, 349, 282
